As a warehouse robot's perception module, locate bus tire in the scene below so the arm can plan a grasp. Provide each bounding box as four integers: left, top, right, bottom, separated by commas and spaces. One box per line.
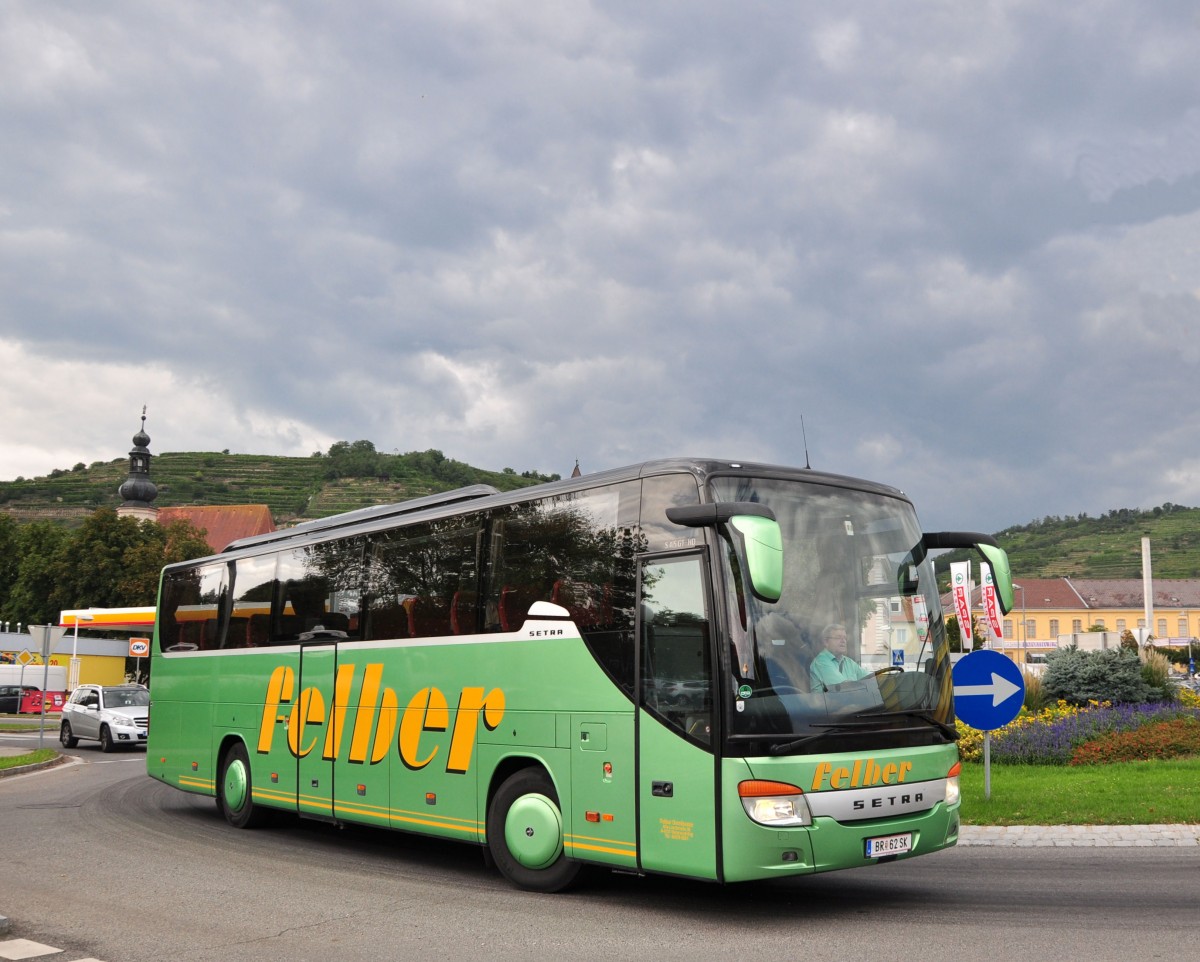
99, 726, 114, 753
486, 768, 580, 893
218, 742, 268, 829
60, 721, 79, 749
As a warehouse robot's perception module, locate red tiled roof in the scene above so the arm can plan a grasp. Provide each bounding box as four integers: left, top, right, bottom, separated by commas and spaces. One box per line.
1069, 578, 1200, 609
158, 505, 275, 553
953, 576, 1200, 610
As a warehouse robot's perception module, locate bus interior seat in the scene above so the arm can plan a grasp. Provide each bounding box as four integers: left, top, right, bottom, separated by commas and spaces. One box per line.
405, 597, 451, 638
367, 606, 409, 641
247, 614, 271, 647
451, 590, 477, 635
225, 616, 249, 648
499, 585, 541, 632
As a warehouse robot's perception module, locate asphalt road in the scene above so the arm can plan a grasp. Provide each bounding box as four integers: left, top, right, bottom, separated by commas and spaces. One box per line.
1, 736, 1198, 962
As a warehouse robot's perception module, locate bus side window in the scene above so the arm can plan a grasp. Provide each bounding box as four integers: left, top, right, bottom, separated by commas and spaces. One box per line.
639, 556, 713, 745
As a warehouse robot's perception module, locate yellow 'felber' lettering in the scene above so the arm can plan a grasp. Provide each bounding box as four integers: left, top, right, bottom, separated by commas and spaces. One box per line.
399, 687, 449, 770
446, 687, 506, 773
257, 666, 294, 755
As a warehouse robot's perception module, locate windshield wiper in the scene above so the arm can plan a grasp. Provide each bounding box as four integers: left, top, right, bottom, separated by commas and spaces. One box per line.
767, 722, 880, 755
857, 709, 958, 740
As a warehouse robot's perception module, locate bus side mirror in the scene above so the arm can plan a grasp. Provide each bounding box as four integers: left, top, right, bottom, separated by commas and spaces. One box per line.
666, 502, 783, 603
924, 531, 1015, 615
730, 515, 783, 603
977, 543, 1014, 615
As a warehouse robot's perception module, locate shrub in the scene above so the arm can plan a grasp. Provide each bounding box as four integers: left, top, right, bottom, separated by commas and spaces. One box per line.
1141, 650, 1176, 702
1022, 671, 1047, 711
1070, 717, 1200, 764
1043, 646, 1158, 705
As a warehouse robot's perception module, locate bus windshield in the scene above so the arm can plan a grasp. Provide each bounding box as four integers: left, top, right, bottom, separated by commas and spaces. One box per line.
710, 476, 953, 748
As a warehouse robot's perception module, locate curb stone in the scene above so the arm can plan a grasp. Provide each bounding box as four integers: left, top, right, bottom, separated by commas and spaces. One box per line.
958, 824, 1200, 846
0, 752, 71, 779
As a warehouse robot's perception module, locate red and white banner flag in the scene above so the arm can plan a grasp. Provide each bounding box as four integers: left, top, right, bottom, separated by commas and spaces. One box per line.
980, 562, 1003, 641
951, 561, 973, 650
912, 593, 929, 639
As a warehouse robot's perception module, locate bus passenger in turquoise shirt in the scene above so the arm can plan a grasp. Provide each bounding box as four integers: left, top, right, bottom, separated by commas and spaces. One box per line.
809, 623, 871, 690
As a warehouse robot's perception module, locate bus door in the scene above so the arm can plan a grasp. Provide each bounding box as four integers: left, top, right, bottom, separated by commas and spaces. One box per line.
636, 553, 720, 880
302, 645, 395, 828
295, 642, 338, 820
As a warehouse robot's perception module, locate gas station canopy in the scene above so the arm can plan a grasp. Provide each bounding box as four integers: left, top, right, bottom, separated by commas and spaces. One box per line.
59, 607, 156, 632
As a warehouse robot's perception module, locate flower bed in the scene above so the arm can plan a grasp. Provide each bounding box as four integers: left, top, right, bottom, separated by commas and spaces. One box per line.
956, 697, 1200, 765
1070, 717, 1200, 765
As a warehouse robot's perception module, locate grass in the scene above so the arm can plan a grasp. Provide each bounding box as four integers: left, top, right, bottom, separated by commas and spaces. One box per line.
960, 757, 1200, 825
0, 748, 58, 772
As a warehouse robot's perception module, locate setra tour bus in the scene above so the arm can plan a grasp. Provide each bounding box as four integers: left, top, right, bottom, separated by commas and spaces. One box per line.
147, 458, 1013, 891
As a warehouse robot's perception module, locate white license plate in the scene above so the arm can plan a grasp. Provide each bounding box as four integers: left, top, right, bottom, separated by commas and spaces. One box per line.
865, 832, 912, 857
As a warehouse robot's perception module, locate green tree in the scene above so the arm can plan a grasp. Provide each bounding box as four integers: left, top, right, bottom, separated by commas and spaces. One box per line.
46, 509, 150, 614
2, 510, 213, 626
945, 614, 986, 651
118, 519, 212, 603
0, 513, 20, 614
5, 521, 72, 625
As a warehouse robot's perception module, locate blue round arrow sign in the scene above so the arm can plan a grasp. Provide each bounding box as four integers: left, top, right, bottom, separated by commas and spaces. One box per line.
952, 649, 1025, 731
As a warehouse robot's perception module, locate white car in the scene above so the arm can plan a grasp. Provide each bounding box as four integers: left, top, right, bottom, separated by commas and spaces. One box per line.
60, 684, 149, 752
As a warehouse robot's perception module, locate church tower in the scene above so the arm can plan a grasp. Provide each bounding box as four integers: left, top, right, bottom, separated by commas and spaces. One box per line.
116, 407, 159, 521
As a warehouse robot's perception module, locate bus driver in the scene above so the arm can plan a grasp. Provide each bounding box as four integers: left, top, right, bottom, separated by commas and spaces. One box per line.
809, 623, 870, 690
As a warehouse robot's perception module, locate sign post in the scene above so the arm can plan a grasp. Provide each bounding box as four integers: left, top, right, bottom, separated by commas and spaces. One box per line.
129, 637, 150, 683
28, 625, 66, 749
952, 649, 1025, 800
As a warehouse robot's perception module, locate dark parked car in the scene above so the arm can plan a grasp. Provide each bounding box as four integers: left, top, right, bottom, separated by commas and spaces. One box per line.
0, 685, 36, 714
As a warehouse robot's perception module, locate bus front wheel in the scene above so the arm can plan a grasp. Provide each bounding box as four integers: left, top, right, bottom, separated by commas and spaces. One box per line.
487, 768, 580, 892
218, 742, 268, 829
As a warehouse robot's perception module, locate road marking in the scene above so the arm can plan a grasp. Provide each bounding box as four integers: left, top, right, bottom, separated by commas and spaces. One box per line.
0, 937, 107, 961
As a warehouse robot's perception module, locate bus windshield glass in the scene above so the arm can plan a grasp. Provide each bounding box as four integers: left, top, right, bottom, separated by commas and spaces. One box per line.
710, 476, 953, 746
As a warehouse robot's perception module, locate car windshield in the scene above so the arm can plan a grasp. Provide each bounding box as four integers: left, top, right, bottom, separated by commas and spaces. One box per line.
710, 476, 954, 749
104, 689, 150, 708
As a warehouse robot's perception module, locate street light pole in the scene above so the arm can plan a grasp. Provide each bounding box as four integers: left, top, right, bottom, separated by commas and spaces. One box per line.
1013, 583, 1026, 666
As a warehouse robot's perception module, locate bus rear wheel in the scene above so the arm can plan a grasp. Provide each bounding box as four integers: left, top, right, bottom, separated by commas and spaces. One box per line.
487, 768, 580, 893
218, 742, 268, 829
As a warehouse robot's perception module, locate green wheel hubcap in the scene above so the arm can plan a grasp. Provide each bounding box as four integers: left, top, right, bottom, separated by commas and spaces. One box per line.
224, 759, 249, 811
504, 793, 563, 869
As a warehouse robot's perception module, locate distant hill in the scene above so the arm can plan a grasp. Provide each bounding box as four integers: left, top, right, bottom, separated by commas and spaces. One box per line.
934, 503, 1200, 580
5, 449, 1197, 580
0, 443, 560, 528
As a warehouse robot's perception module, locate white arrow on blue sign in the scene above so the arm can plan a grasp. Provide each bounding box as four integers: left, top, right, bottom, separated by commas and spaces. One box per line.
952, 649, 1025, 731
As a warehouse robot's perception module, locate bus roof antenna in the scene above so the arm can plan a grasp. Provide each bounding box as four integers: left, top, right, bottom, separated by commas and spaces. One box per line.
801, 415, 811, 469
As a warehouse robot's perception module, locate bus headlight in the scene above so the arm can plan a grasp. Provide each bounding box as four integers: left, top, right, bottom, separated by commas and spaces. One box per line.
945, 762, 961, 807
739, 780, 812, 827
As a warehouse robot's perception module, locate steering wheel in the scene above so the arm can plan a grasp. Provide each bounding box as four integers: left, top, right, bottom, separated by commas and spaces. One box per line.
873, 666, 905, 676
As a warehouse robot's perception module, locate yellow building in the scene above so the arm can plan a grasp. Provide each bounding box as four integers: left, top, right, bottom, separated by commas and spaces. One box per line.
954, 577, 1200, 666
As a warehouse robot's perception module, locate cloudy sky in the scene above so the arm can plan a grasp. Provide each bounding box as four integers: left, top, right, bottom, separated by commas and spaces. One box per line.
2, 2, 1199, 533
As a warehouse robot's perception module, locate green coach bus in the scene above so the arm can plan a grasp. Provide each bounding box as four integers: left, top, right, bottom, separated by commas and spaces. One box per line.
147, 457, 1012, 891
